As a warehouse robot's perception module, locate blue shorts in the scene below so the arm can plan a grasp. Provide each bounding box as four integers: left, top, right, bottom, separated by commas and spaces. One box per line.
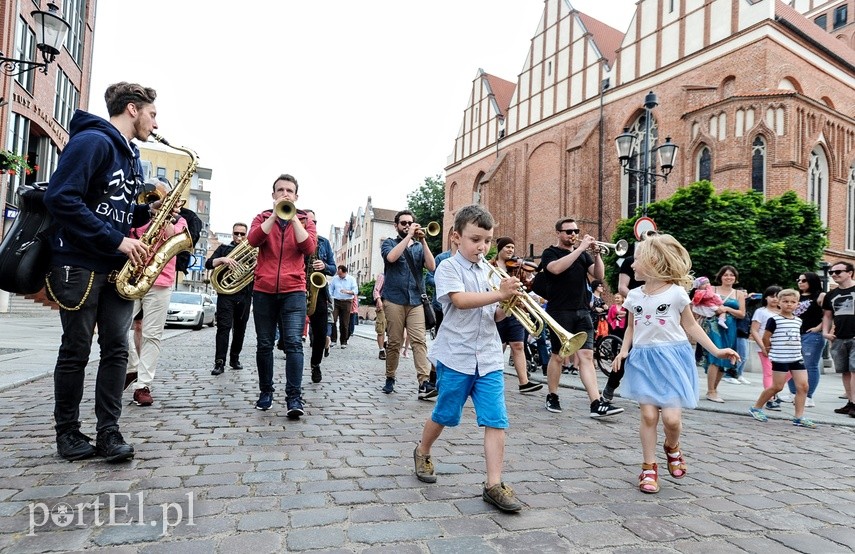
430, 361, 509, 429
496, 316, 525, 343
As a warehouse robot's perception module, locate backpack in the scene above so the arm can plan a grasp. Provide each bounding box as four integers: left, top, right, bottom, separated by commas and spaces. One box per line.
175, 207, 203, 274
0, 183, 53, 294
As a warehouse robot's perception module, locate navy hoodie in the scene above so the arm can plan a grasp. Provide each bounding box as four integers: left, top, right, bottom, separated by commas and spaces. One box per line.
44, 110, 151, 273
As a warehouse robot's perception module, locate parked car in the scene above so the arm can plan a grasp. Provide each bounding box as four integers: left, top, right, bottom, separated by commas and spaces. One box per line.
165, 292, 216, 330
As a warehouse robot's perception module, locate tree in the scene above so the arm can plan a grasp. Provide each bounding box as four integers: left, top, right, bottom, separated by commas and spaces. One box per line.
406, 174, 445, 255
604, 181, 828, 294
359, 279, 376, 305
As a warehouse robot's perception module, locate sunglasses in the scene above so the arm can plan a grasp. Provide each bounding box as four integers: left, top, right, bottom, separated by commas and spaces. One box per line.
797, 278, 807, 283
233, 232, 246, 236
559, 229, 581, 235
399, 221, 414, 226
829, 269, 850, 275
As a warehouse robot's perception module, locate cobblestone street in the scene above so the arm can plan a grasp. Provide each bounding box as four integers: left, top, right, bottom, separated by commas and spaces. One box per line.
0, 318, 854, 553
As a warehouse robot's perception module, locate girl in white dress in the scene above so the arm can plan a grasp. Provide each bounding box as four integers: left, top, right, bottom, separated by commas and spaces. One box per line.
613, 233, 739, 494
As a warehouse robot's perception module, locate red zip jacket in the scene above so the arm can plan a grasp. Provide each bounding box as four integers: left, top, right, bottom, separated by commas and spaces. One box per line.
248, 210, 317, 294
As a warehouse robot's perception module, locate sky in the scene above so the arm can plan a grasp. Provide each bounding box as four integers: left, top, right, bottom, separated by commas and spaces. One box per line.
89, 1, 635, 238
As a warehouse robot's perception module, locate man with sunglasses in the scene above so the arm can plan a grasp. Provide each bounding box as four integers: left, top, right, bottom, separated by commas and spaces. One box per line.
380, 210, 437, 398
206, 222, 253, 375
821, 261, 855, 417
539, 218, 624, 418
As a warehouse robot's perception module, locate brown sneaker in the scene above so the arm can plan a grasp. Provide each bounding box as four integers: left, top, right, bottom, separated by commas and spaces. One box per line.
482, 482, 522, 512
834, 401, 854, 414
413, 446, 436, 483
133, 387, 153, 406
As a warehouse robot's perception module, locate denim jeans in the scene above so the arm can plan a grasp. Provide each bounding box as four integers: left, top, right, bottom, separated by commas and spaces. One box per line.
50, 266, 134, 435
734, 337, 749, 378
788, 331, 825, 397
214, 291, 252, 363
253, 290, 306, 400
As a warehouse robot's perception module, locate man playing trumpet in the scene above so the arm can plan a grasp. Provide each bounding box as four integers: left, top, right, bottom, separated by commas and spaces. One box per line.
248, 175, 317, 418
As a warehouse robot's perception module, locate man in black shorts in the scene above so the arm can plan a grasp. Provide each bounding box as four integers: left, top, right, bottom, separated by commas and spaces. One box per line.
540, 218, 623, 418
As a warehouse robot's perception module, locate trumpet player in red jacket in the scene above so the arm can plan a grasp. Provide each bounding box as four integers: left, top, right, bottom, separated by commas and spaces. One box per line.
248, 174, 317, 418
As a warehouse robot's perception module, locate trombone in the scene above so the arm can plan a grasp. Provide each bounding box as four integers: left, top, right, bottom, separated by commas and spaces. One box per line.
480, 256, 587, 358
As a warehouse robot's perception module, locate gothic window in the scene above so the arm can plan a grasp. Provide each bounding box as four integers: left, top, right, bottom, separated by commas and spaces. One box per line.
808, 148, 829, 225
847, 163, 855, 251
697, 147, 712, 181
751, 136, 766, 194
621, 113, 659, 218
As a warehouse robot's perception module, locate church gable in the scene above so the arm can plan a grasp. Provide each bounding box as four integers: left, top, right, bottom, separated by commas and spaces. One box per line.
453, 69, 515, 163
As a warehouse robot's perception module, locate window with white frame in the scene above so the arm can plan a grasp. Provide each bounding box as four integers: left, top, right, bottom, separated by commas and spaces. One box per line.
14, 17, 36, 93
621, 113, 660, 218
847, 163, 855, 251
807, 147, 829, 225
62, 0, 86, 66
4, 114, 31, 205
54, 70, 80, 130
751, 136, 766, 194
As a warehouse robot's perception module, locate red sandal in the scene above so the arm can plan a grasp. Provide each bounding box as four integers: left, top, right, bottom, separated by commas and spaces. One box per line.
638, 462, 659, 494
664, 442, 687, 479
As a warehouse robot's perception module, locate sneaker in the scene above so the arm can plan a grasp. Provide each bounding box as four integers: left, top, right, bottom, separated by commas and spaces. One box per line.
229, 359, 243, 370
778, 393, 793, 403
286, 398, 305, 419
379, 349, 386, 360
133, 387, 153, 406
834, 401, 855, 414
737, 376, 751, 385
602, 386, 615, 402
792, 417, 817, 429
341, 343, 348, 349
482, 482, 522, 513
310, 364, 322, 383
518, 381, 543, 394
764, 400, 781, 411
418, 381, 438, 401
382, 377, 395, 394
256, 391, 273, 411
590, 398, 624, 418
123, 370, 138, 391
804, 397, 815, 408
211, 360, 225, 376
748, 407, 768, 422
722, 376, 741, 385
95, 428, 134, 463
56, 429, 96, 461
546, 393, 562, 413
413, 446, 437, 483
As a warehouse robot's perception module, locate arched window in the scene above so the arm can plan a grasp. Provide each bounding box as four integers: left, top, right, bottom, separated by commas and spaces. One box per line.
847, 163, 855, 251
697, 147, 712, 181
808, 147, 829, 225
621, 113, 660, 217
751, 136, 766, 194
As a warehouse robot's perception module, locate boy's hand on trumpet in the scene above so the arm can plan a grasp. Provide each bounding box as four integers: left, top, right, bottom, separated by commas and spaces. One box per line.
497, 276, 523, 301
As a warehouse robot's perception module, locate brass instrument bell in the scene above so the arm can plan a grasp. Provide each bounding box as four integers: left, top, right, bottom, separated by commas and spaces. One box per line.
414, 221, 441, 239
275, 200, 297, 221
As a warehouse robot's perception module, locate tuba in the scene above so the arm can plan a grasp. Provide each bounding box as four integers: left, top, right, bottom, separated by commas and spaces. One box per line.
480, 255, 587, 358
210, 240, 259, 295
115, 133, 195, 300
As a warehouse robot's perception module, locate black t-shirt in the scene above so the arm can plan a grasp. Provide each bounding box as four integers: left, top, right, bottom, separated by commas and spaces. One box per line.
794, 293, 823, 334
540, 245, 593, 311
619, 255, 644, 291
822, 285, 855, 339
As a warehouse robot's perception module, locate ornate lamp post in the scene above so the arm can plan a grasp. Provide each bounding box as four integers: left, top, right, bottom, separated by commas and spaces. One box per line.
0, 3, 71, 76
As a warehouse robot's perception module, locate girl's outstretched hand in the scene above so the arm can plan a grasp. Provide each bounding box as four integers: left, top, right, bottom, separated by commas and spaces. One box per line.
612, 351, 628, 372
716, 348, 740, 364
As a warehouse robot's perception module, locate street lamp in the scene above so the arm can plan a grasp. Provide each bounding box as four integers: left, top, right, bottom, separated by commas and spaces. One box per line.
615, 91, 679, 215
0, 3, 71, 77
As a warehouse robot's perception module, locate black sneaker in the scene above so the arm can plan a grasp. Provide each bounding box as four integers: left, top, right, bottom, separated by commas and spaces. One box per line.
95, 428, 134, 463
286, 398, 305, 419
546, 393, 562, 413
379, 350, 386, 360
518, 381, 543, 394
382, 377, 395, 394
229, 359, 243, 370
590, 398, 624, 418
211, 360, 225, 376
834, 401, 854, 414
418, 381, 438, 401
56, 429, 96, 461
311, 365, 322, 384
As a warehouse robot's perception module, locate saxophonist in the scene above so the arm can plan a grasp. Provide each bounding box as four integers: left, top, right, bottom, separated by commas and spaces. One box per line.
304, 210, 336, 384
249, 175, 316, 418
206, 222, 253, 375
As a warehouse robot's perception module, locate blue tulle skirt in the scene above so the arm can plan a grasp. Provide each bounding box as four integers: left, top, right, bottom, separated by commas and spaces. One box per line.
624, 341, 699, 409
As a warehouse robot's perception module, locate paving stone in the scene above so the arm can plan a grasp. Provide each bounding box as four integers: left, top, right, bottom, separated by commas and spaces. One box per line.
139, 538, 218, 554
217, 531, 282, 553
290, 507, 348, 528
347, 521, 442, 544
237, 510, 288, 531
4, 528, 92, 553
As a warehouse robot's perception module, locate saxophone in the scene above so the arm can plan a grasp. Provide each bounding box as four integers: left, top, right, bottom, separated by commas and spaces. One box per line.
210, 240, 258, 295
115, 133, 196, 300
305, 250, 327, 316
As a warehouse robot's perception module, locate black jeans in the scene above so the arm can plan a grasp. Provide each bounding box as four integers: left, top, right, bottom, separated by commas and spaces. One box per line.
309, 293, 329, 367
214, 291, 252, 363
49, 266, 134, 435
253, 291, 305, 400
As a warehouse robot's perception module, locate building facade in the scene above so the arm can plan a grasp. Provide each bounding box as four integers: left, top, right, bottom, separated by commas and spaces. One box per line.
333, 196, 396, 286
445, 0, 855, 267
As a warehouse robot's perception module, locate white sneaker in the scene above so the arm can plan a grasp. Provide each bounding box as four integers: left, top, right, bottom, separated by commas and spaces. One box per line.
778, 393, 793, 403
737, 376, 751, 385
805, 397, 815, 408
723, 376, 741, 385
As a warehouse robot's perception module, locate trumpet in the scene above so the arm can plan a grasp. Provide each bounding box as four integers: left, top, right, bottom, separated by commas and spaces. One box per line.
413, 221, 440, 239
589, 239, 629, 256
480, 256, 588, 358
275, 200, 296, 221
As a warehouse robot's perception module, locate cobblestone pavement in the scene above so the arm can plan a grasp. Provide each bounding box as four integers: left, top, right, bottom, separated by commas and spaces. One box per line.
1, 320, 854, 553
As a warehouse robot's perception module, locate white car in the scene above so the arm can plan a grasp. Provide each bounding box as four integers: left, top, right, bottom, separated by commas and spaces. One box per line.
165, 292, 216, 330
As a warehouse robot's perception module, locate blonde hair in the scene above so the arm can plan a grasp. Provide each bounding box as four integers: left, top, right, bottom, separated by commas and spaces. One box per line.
634, 233, 694, 290
777, 288, 799, 301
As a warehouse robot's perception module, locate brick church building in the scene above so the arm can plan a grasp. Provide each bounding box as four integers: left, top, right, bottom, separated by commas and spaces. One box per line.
444, 0, 855, 267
